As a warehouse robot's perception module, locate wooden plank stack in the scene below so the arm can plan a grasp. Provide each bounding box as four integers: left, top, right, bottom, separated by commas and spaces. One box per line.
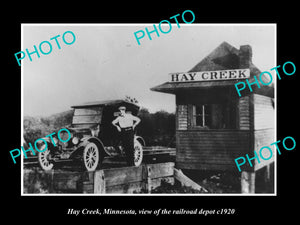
91, 162, 175, 194
23, 162, 176, 194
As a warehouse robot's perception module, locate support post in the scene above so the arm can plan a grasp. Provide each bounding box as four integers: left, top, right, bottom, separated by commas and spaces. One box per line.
146, 165, 152, 193
264, 164, 271, 183
94, 170, 105, 194
241, 171, 255, 193
49, 170, 54, 193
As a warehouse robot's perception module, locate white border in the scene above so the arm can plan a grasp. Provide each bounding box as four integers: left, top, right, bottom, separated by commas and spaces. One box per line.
21, 23, 277, 196
21, 23, 24, 195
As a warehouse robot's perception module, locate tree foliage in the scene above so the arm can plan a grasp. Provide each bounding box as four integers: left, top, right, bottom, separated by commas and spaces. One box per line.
23, 110, 73, 144
24, 108, 175, 147
137, 108, 175, 147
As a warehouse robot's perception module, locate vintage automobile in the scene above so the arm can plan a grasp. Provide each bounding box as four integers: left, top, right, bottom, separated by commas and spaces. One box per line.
38, 99, 144, 171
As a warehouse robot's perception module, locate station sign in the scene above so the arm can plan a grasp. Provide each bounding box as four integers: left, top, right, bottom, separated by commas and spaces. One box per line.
169, 69, 250, 82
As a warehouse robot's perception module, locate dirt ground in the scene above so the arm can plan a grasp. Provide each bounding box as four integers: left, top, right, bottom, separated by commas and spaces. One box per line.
152, 167, 274, 194
23, 162, 274, 194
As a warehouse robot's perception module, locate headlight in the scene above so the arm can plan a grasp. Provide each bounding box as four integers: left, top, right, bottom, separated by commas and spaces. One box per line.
36, 140, 47, 151
53, 137, 58, 145
72, 137, 79, 145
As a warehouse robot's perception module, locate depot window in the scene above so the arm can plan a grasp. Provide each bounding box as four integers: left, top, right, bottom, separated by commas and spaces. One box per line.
191, 103, 236, 129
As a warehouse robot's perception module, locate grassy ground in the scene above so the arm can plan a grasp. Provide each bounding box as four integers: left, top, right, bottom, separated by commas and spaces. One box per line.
151, 167, 274, 194
23, 164, 274, 194
150, 171, 241, 194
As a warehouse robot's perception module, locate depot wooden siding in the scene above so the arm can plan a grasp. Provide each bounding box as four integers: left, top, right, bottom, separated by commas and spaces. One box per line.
176, 105, 188, 130
239, 96, 250, 130
254, 129, 274, 171
253, 94, 275, 170
176, 130, 250, 171
175, 95, 252, 171
253, 94, 275, 130
176, 94, 251, 131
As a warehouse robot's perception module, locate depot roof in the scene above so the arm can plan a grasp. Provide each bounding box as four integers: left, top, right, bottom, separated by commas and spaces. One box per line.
151, 41, 274, 98
71, 99, 140, 109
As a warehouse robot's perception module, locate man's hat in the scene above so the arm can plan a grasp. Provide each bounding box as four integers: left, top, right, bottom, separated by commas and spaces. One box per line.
118, 106, 126, 110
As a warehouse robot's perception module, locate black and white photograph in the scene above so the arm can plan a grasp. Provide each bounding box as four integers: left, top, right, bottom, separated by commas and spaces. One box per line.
21, 24, 276, 195
3, 3, 300, 221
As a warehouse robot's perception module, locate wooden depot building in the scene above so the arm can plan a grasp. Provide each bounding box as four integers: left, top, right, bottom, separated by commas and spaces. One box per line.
151, 42, 275, 193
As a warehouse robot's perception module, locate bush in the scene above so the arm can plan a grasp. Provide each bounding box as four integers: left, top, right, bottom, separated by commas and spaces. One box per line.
137, 108, 175, 147
23, 110, 73, 144
151, 180, 207, 194
24, 107, 175, 147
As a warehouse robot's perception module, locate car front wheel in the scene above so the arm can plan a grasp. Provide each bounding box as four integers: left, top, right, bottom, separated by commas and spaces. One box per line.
38, 148, 54, 171
83, 142, 100, 171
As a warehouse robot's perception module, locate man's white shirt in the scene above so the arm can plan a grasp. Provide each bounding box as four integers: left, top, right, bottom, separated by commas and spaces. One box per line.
112, 113, 140, 128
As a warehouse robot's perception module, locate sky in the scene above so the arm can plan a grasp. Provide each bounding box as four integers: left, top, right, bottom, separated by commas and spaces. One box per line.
22, 24, 276, 117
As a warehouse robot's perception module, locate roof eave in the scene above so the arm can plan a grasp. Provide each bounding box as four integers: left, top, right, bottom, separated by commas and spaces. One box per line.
71, 99, 140, 109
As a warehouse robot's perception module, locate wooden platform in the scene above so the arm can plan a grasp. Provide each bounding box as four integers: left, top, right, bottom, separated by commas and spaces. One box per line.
23, 162, 175, 194
23, 146, 176, 167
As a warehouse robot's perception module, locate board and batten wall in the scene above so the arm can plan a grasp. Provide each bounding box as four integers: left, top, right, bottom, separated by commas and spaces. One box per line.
238, 95, 250, 130
175, 95, 251, 171
176, 95, 251, 131
253, 94, 275, 171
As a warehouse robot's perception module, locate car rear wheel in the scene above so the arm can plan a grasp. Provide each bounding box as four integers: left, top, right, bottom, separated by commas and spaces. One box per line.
38, 149, 54, 171
133, 140, 143, 167
83, 142, 100, 171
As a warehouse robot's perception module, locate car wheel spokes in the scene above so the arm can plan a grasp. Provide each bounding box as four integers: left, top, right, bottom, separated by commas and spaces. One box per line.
134, 146, 141, 162
86, 147, 95, 168
133, 141, 143, 166
38, 149, 54, 171
83, 143, 99, 171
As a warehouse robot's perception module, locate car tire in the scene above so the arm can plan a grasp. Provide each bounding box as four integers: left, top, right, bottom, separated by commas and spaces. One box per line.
83, 142, 100, 171
133, 140, 143, 167
38, 149, 54, 171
